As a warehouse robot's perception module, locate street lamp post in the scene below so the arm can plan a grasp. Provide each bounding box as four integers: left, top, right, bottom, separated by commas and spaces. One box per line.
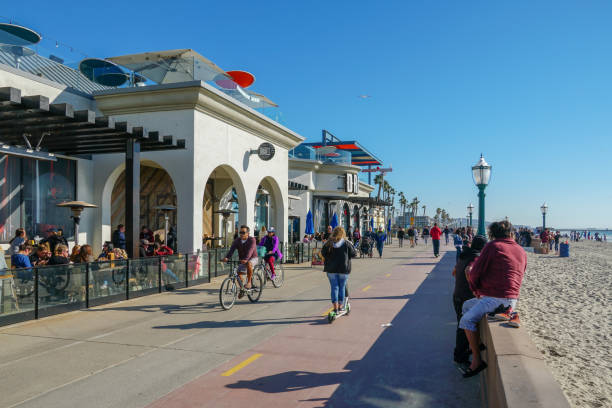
540, 203, 548, 230
467, 203, 474, 228
472, 154, 492, 236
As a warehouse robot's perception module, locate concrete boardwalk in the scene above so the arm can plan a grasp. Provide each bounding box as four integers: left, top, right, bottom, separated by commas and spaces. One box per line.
0, 242, 479, 408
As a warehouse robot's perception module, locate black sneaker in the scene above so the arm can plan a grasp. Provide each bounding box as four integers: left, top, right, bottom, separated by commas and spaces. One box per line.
487, 304, 508, 321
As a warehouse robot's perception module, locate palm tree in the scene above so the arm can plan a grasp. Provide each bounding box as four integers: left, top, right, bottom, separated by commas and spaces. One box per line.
422, 204, 427, 217
399, 192, 407, 227
410, 197, 420, 226
435, 207, 442, 224
374, 174, 384, 201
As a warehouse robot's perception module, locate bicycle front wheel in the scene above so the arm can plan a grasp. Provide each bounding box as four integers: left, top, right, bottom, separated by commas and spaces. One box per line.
247, 273, 263, 303
271, 263, 284, 288
219, 277, 237, 310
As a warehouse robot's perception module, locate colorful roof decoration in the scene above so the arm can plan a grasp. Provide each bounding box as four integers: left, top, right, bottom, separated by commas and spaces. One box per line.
301, 130, 383, 167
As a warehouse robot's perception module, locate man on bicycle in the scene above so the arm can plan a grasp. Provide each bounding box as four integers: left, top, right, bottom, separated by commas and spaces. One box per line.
222, 225, 258, 297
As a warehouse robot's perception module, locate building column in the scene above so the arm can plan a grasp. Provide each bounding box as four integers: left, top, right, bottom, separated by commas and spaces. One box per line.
125, 138, 140, 258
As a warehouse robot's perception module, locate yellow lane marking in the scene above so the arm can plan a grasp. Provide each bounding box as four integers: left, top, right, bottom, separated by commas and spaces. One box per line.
385, 273, 391, 277
362, 285, 372, 292
221, 353, 263, 377
322, 306, 335, 316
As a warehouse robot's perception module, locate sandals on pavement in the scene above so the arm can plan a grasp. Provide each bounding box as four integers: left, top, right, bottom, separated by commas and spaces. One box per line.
463, 361, 487, 378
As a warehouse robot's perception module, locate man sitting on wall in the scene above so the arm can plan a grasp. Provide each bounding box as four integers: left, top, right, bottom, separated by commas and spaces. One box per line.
222, 225, 258, 298
460, 220, 526, 378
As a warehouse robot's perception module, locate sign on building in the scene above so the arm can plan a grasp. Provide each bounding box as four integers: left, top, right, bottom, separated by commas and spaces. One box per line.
345, 173, 353, 193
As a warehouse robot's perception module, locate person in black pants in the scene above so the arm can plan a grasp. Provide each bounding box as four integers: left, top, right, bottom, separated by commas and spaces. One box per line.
397, 227, 405, 248
452, 235, 487, 366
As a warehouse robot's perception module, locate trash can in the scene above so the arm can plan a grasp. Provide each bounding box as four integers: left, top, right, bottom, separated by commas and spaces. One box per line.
559, 243, 570, 257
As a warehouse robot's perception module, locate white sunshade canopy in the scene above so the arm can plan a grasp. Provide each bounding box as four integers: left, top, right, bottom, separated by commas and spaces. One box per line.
107, 49, 229, 84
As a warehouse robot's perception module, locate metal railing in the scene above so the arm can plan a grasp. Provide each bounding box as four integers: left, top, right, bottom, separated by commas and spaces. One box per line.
0, 244, 316, 326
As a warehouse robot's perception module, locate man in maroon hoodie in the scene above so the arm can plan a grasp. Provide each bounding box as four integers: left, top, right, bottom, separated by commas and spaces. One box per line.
223, 225, 258, 296
459, 220, 527, 377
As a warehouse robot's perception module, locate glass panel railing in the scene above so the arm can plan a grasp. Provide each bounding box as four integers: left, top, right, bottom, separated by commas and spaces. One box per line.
129, 257, 160, 294
161, 255, 185, 289
37, 264, 86, 312
0, 269, 35, 317
90, 260, 127, 301
188, 252, 208, 283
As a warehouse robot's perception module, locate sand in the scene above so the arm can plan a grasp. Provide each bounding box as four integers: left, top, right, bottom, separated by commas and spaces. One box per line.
520, 241, 612, 408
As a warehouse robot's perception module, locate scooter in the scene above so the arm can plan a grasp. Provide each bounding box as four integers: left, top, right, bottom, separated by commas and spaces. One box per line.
327, 286, 350, 323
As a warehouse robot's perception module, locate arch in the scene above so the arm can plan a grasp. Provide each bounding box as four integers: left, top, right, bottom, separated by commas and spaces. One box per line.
100, 159, 178, 250
253, 175, 285, 242
342, 203, 351, 231
202, 164, 248, 248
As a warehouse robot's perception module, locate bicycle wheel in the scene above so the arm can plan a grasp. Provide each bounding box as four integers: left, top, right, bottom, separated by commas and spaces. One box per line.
271, 263, 284, 288
219, 277, 237, 310
50, 268, 70, 292
247, 273, 263, 303
112, 269, 126, 284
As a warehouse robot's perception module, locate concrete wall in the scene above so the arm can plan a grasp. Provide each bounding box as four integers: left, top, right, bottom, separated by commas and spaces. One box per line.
479, 318, 571, 408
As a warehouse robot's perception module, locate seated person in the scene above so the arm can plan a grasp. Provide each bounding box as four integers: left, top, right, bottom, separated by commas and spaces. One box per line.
48, 244, 70, 265
11, 243, 33, 280
97, 242, 115, 261
31, 243, 52, 266
459, 221, 526, 378
222, 225, 257, 297
258, 227, 283, 279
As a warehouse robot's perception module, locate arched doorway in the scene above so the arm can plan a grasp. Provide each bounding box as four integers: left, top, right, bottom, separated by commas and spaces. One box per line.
253, 176, 285, 242
342, 203, 350, 231
202, 165, 246, 248
353, 205, 360, 232
110, 160, 177, 249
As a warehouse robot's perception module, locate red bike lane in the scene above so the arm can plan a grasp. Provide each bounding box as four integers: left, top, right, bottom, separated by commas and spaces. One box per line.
145, 246, 478, 408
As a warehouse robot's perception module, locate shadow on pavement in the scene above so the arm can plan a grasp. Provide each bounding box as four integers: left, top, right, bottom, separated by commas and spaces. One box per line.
225, 252, 480, 408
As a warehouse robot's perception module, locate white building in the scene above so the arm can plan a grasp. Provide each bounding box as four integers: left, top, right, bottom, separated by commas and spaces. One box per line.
0, 42, 303, 254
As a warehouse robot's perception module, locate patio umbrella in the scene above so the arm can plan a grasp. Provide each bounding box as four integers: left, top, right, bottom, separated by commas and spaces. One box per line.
305, 210, 315, 235
387, 218, 391, 232
370, 218, 374, 230
330, 213, 338, 229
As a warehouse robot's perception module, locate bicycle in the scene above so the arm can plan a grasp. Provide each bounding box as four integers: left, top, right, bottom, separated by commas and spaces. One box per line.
256, 257, 284, 288
219, 261, 263, 310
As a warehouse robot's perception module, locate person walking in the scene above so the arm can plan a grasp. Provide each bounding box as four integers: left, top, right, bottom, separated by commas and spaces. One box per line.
422, 226, 430, 246
453, 229, 463, 262
397, 227, 405, 248
452, 235, 487, 366
407, 227, 415, 247
374, 228, 387, 258
321, 227, 357, 314
443, 226, 450, 245
430, 223, 442, 257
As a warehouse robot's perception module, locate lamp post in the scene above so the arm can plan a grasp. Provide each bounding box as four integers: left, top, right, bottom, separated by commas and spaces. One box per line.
472, 154, 492, 236
56, 201, 98, 245
467, 203, 474, 228
540, 203, 548, 230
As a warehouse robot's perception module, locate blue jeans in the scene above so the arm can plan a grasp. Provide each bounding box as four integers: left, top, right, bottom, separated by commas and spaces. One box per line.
433, 239, 440, 256
327, 272, 348, 304
459, 297, 517, 332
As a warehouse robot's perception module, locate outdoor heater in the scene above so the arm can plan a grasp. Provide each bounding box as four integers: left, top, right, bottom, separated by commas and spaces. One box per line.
214, 209, 237, 248
154, 205, 177, 246
56, 201, 98, 245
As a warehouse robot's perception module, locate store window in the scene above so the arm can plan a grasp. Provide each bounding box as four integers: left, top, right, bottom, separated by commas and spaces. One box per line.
0, 155, 76, 242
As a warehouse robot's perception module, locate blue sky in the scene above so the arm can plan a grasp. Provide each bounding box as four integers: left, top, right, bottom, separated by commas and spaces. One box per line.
4, 1, 611, 228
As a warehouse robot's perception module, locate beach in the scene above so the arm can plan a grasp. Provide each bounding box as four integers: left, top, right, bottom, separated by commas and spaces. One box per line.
520, 241, 612, 408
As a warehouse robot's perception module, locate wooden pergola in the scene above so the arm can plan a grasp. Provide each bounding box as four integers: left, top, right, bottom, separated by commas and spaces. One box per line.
0, 86, 185, 257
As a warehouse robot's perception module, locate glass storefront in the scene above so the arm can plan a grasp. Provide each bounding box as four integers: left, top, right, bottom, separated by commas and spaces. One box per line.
315, 199, 329, 233
0, 155, 76, 242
